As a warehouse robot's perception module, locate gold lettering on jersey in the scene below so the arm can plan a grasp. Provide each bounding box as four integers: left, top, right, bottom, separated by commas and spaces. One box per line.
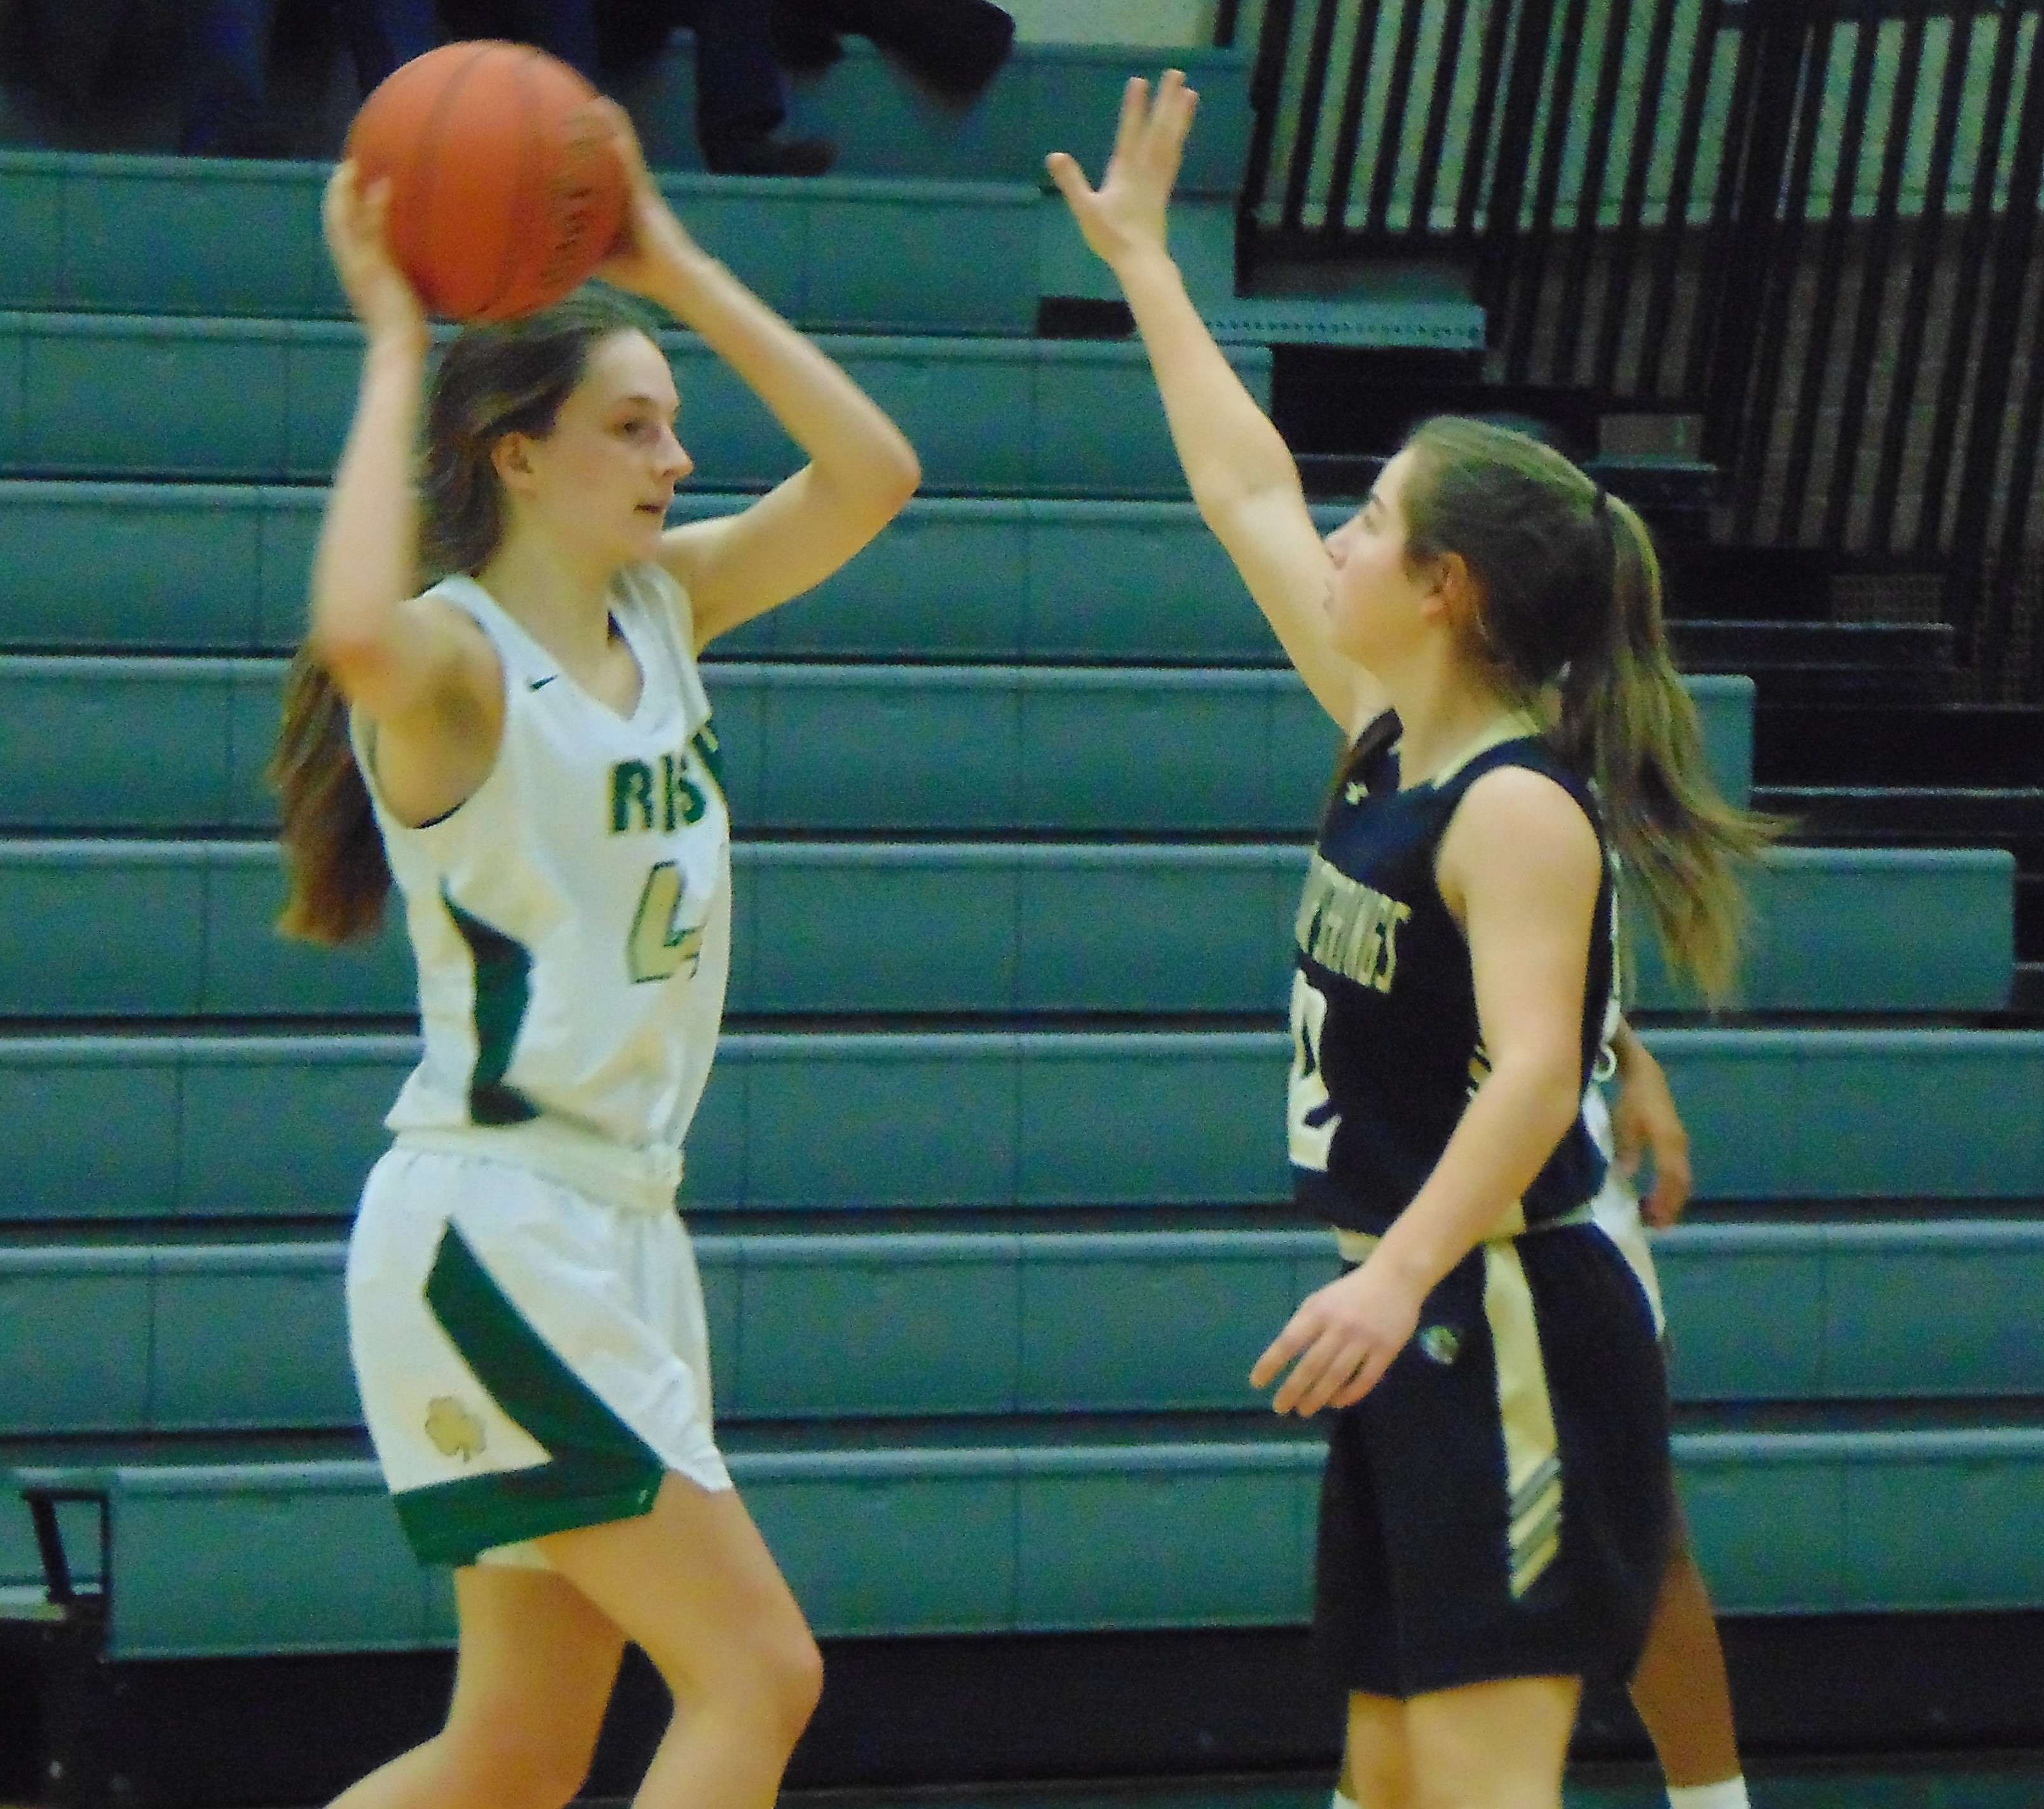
1294, 854, 1412, 993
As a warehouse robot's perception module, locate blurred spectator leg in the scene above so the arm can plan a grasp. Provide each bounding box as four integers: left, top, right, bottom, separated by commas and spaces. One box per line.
786, 0, 1013, 95
494, 0, 602, 77
678, 0, 833, 175
334, 0, 442, 90
182, 0, 291, 155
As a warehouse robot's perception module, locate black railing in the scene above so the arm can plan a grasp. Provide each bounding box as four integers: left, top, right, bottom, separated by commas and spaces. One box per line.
1239, 0, 2044, 697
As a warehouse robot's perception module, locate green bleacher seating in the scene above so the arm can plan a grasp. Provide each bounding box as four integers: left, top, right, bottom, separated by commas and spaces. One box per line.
0, 156, 1044, 336
0, 317, 1269, 496
0, 840, 2009, 1017
11, 1421, 2043, 1655
6, 1222, 2040, 1438
1, 1029, 2038, 1224
0, 657, 1757, 828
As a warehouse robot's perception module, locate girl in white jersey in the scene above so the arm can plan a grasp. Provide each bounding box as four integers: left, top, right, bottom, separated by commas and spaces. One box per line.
271, 109, 918, 1809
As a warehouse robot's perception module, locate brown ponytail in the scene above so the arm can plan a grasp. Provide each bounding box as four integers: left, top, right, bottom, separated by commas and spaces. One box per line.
1393, 417, 1775, 1004
271, 287, 658, 945
1555, 491, 1770, 1001
271, 650, 390, 945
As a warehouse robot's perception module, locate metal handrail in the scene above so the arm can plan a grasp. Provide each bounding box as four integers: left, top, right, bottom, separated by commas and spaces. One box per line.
1237, 0, 2044, 695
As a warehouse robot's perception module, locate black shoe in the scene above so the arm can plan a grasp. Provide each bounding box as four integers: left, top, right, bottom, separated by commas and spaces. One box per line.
703, 130, 836, 177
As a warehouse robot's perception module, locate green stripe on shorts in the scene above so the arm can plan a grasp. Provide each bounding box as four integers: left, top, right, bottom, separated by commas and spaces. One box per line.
393, 1224, 664, 1567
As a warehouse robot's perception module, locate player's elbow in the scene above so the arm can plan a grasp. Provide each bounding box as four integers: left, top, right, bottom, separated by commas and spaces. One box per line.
822, 435, 920, 531
869, 430, 921, 511
305, 617, 404, 712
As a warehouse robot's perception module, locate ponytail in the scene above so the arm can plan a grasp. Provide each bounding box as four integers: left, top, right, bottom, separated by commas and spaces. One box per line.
271, 286, 655, 946
1553, 495, 1773, 1002
1397, 417, 1776, 1004
270, 650, 390, 945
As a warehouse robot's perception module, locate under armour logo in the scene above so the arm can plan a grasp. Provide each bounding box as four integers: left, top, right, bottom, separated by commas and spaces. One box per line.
1419, 1324, 1462, 1365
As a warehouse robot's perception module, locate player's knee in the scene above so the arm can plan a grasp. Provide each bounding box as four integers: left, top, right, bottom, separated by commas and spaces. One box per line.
753, 1621, 824, 1745
653, 1615, 821, 1750
433, 1716, 596, 1809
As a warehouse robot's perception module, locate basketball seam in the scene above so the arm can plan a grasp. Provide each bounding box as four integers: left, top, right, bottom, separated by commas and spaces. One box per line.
487, 48, 548, 322
416, 43, 498, 318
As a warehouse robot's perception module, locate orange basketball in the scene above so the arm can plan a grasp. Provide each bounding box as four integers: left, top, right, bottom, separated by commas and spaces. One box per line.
346, 41, 630, 323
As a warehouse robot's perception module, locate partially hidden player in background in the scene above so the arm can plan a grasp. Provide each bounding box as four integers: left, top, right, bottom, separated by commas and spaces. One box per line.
1049, 72, 1768, 1809
271, 107, 918, 1809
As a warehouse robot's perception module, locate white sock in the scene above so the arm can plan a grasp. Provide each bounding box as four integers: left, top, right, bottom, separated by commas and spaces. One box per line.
1669, 1781, 1751, 1809
1331, 1794, 1359, 1809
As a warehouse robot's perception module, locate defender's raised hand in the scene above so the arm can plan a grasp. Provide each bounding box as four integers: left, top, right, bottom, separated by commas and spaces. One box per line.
1046, 69, 1199, 271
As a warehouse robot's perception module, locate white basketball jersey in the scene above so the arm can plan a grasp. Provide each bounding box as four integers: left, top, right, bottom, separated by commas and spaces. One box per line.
353, 565, 731, 1195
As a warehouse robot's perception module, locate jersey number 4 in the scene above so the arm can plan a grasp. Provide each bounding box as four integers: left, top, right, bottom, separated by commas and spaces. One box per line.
1288, 971, 1341, 1171
629, 863, 704, 983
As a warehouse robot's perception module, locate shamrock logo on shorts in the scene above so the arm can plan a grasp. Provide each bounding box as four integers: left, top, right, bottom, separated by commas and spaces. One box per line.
425, 1396, 487, 1461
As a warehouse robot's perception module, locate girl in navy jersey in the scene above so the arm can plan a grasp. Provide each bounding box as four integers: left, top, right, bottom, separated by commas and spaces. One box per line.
1051, 74, 1766, 1809
271, 107, 917, 1809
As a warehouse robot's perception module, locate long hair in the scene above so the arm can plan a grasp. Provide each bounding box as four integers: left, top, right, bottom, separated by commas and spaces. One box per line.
271, 289, 657, 946
1373, 416, 1773, 1003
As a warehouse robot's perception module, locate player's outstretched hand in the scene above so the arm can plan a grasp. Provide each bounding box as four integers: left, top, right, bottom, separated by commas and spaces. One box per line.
1612, 1037, 1694, 1228
1046, 69, 1197, 273
323, 163, 427, 348
1251, 1255, 1423, 1416
592, 99, 704, 299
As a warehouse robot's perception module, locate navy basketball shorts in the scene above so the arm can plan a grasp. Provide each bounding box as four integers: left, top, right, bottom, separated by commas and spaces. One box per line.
1313, 1221, 1674, 1699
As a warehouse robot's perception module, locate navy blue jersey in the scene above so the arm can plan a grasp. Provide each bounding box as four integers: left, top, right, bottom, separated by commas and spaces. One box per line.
1289, 714, 1616, 1237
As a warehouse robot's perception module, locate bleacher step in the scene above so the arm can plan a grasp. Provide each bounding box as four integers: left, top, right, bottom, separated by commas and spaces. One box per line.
0, 315, 1269, 497
0, 489, 1755, 698
0, 154, 1045, 334
1, 1028, 2039, 1225
0, 839, 2012, 1018
0, 656, 1754, 829
7, 1219, 2042, 1440
10, 1413, 2044, 1655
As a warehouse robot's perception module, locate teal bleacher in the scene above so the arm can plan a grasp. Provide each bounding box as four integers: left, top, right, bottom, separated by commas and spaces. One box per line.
1, 47, 2038, 1788
0, 313, 1266, 496
3, 1029, 2042, 1225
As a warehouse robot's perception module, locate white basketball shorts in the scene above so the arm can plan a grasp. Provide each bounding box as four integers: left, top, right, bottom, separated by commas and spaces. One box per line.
346, 1141, 732, 1570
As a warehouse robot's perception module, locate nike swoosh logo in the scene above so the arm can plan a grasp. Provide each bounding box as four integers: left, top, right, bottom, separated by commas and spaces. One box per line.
529, 675, 558, 691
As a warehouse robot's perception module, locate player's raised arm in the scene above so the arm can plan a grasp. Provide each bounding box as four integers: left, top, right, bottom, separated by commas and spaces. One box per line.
304, 165, 500, 745
589, 105, 921, 651
1047, 72, 1384, 734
